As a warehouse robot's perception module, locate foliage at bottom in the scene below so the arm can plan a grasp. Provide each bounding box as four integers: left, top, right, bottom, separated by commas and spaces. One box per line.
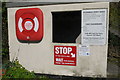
2, 59, 50, 80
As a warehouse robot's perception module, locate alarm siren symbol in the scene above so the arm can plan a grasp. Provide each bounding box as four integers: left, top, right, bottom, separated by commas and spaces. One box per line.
18, 17, 39, 32
16, 8, 43, 43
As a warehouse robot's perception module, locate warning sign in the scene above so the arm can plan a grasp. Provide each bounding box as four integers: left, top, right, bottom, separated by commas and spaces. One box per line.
54, 46, 76, 66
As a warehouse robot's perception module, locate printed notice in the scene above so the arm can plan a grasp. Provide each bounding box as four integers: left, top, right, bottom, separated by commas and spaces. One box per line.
78, 45, 90, 56
81, 9, 107, 45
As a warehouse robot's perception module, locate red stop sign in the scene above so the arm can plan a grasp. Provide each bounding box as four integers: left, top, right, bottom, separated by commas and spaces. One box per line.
54, 46, 76, 66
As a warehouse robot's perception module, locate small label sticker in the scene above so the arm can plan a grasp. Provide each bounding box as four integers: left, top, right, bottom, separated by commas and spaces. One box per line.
78, 45, 90, 56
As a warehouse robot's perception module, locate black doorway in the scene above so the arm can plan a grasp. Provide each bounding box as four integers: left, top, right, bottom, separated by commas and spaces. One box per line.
52, 11, 81, 43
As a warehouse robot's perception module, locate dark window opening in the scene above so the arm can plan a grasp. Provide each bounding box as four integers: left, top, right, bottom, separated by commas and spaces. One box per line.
52, 11, 81, 43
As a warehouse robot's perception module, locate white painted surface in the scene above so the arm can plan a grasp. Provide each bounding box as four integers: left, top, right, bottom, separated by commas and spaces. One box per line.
24, 21, 33, 30
18, 17, 23, 32
33, 17, 39, 32
8, 2, 109, 77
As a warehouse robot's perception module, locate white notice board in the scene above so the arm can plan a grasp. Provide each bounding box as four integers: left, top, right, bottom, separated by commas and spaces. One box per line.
81, 9, 107, 45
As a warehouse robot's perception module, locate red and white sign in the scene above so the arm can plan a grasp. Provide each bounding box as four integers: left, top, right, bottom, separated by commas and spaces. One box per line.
15, 8, 43, 43
54, 46, 76, 66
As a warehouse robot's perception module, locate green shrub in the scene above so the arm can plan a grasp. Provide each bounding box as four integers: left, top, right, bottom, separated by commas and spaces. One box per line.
2, 59, 51, 79
2, 59, 36, 78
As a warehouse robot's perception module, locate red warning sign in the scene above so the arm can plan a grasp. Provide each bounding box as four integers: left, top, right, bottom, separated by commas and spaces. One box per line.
54, 46, 76, 66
